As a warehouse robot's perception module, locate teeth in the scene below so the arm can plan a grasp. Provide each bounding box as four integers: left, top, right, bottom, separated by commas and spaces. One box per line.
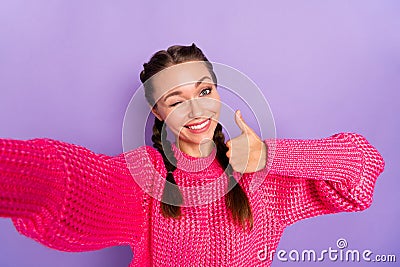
187, 119, 209, 130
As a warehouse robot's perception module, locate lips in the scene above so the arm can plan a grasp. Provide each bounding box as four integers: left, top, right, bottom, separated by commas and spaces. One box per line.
184, 118, 211, 131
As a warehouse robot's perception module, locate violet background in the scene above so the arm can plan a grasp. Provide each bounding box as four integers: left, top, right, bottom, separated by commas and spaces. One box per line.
0, 1, 399, 266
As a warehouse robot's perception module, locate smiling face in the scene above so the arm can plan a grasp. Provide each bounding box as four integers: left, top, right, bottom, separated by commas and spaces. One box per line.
150, 62, 221, 156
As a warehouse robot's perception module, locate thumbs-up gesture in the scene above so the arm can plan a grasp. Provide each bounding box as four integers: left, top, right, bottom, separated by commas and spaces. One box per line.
226, 110, 268, 173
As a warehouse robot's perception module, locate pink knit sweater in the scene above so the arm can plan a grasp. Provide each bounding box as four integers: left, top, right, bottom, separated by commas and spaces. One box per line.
0, 132, 385, 266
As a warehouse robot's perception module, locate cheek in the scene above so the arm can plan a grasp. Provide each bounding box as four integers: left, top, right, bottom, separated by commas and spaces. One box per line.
200, 96, 221, 115
164, 108, 187, 132
210, 99, 221, 116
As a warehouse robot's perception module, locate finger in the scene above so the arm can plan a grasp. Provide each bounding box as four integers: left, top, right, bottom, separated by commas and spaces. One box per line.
226, 140, 231, 149
226, 147, 232, 159
234, 110, 252, 134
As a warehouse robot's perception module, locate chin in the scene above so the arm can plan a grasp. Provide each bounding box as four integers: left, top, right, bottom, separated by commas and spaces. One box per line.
180, 127, 216, 146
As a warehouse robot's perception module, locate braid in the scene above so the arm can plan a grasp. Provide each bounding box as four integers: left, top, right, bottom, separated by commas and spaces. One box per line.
152, 117, 183, 218
213, 123, 254, 230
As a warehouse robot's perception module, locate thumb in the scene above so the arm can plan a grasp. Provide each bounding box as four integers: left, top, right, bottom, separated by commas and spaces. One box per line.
234, 110, 251, 134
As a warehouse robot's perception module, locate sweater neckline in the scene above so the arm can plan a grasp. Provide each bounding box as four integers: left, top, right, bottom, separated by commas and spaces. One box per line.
171, 143, 217, 173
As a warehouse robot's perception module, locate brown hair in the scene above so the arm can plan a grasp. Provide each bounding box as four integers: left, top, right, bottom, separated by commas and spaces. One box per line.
140, 43, 253, 230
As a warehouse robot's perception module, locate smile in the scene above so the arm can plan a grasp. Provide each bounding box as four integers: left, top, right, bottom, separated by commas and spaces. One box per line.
184, 118, 211, 132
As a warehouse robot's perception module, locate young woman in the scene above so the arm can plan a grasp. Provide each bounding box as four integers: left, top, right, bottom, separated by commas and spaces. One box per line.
0, 44, 385, 266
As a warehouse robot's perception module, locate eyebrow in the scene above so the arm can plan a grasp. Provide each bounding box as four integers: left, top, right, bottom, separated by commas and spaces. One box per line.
162, 76, 212, 102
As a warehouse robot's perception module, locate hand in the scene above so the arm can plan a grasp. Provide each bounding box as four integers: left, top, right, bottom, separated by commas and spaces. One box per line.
226, 110, 268, 173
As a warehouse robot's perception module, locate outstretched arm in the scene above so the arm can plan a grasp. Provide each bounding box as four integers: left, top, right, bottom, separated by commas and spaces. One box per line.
261, 132, 385, 227
0, 138, 150, 252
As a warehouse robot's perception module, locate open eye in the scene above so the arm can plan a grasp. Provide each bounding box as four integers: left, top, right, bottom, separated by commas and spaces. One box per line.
199, 87, 212, 97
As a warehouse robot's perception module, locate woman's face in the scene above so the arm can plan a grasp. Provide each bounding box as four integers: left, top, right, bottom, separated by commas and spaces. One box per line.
150, 62, 221, 154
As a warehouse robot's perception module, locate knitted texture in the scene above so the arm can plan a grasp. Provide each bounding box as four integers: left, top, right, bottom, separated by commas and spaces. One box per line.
0, 132, 385, 266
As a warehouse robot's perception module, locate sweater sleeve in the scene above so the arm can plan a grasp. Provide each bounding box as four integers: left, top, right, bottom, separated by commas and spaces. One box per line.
260, 132, 385, 227
0, 137, 150, 252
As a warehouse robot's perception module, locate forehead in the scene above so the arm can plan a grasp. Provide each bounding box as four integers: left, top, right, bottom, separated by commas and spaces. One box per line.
151, 61, 212, 102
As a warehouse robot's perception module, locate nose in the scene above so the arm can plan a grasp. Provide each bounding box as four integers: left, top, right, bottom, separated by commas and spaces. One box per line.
188, 98, 203, 118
